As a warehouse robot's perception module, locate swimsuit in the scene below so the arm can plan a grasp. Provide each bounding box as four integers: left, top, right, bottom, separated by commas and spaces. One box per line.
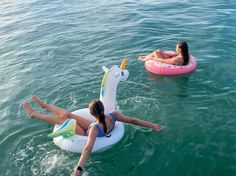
88, 113, 116, 137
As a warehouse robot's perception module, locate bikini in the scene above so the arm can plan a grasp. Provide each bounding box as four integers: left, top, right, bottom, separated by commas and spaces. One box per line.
88, 113, 116, 137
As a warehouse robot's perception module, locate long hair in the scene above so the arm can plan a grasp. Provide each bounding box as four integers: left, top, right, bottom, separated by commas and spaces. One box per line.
177, 41, 189, 65
89, 99, 108, 136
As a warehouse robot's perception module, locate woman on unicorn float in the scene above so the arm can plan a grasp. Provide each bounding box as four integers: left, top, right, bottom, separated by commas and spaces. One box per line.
23, 97, 161, 175
23, 58, 162, 176
139, 41, 190, 66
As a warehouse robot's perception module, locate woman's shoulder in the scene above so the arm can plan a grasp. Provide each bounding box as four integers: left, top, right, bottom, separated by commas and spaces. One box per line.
109, 111, 126, 122
110, 111, 119, 115
106, 111, 117, 117
88, 123, 100, 135
109, 111, 121, 118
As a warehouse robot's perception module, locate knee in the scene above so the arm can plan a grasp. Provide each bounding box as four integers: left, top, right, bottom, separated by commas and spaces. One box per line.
58, 111, 70, 122
63, 111, 71, 118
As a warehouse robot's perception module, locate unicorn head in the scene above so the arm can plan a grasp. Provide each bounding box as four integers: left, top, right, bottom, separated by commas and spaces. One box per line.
100, 58, 129, 113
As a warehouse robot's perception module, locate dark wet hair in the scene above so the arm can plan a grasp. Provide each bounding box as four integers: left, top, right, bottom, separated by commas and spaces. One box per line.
89, 99, 108, 136
177, 41, 189, 65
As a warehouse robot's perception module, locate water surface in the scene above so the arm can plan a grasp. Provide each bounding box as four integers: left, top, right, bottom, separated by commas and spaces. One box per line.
0, 0, 236, 175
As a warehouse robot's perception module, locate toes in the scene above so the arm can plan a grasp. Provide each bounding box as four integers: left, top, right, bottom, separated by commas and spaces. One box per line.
31, 95, 38, 101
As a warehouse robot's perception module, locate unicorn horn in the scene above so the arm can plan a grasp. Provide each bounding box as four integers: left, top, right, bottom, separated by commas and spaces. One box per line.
120, 57, 127, 70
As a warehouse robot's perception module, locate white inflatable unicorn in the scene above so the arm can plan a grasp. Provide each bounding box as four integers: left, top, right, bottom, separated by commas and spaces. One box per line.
52, 58, 129, 153
100, 58, 129, 113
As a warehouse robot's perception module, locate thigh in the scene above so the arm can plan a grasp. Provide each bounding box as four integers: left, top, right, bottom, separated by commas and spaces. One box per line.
75, 125, 86, 135
46, 104, 70, 116
70, 113, 92, 130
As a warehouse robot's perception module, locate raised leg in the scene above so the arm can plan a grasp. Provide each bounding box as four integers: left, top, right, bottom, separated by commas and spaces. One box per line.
32, 95, 69, 116
70, 113, 92, 130
31, 96, 92, 132
155, 50, 171, 59
23, 101, 68, 124
139, 49, 169, 61
142, 52, 155, 61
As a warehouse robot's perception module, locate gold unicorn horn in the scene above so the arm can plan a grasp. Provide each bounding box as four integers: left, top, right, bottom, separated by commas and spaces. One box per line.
120, 57, 126, 70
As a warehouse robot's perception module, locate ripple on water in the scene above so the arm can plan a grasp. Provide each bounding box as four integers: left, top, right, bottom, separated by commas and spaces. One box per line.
2, 125, 73, 175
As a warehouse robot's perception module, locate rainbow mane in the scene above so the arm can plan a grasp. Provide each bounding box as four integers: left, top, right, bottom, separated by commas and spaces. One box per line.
100, 70, 110, 97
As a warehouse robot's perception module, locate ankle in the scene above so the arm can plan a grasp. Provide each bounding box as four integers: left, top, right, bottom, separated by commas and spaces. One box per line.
29, 111, 35, 118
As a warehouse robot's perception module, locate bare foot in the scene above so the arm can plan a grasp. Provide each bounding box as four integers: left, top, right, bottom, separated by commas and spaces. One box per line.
32, 95, 47, 108
137, 56, 146, 61
23, 101, 35, 118
153, 124, 162, 132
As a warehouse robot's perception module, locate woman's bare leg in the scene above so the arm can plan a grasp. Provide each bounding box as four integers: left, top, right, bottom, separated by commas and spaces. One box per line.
32, 96, 68, 116
70, 113, 92, 130
24, 101, 89, 135
155, 50, 171, 59
32, 96, 92, 130
140, 49, 169, 61
23, 101, 67, 124
142, 52, 155, 61
75, 125, 87, 135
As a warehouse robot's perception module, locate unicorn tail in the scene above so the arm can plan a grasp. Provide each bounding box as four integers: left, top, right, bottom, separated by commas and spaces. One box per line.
48, 119, 76, 139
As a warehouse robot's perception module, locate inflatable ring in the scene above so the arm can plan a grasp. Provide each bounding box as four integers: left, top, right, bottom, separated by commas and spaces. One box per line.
53, 108, 125, 153
145, 51, 197, 75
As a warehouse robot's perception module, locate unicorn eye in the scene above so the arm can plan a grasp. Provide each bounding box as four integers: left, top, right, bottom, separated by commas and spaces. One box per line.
121, 71, 124, 76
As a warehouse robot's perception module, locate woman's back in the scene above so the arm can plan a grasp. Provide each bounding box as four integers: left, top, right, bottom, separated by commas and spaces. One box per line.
89, 113, 116, 137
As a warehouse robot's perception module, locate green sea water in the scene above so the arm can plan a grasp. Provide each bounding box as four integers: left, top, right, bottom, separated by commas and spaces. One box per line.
0, 0, 236, 175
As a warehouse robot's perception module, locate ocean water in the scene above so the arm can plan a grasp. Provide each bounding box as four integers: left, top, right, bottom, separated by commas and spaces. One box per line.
0, 0, 236, 175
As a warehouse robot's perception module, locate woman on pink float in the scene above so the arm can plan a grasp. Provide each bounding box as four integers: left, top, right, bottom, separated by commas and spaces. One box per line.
139, 41, 197, 75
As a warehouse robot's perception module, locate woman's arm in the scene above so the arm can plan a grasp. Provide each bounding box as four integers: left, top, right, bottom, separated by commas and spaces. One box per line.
138, 49, 162, 61
112, 111, 161, 132
71, 127, 98, 176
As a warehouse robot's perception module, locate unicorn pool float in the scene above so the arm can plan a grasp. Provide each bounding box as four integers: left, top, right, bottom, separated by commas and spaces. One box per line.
49, 58, 129, 153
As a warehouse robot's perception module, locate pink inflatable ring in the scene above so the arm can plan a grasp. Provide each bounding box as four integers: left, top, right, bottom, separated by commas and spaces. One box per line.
145, 51, 197, 75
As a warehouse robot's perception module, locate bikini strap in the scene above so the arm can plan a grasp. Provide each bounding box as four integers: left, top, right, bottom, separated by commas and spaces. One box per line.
95, 124, 104, 136
96, 124, 111, 138
109, 113, 116, 122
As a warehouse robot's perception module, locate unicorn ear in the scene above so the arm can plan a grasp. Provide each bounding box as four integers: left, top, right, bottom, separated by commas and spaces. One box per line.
102, 66, 109, 72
